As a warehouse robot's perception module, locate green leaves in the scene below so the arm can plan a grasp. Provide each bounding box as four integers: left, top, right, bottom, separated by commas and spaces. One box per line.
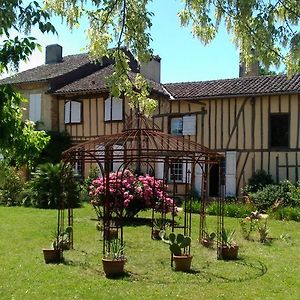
180, 0, 300, 75
0, 85, 50, 167
0, 1, 56, 73
0, 2, 55, 164
163, 232, 191, 256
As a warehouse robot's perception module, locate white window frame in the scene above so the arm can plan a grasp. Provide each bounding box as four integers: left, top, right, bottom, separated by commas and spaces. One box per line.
170, 160, 184, 182
104, 97, 123, 121
64, 100, 82, 124
29, 93, 42, 122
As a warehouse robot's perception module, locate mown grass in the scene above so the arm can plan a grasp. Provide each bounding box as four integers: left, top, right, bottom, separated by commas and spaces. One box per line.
0, 205, 300, 299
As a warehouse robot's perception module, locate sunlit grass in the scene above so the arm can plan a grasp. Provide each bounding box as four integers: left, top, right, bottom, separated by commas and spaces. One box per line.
0, 205, 299, 299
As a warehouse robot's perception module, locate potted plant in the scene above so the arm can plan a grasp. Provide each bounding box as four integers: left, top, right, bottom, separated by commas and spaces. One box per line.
42, 226, 72, 264
53, 226, 73, 250
152, 218, 165, 240
218, 228, 239, 260
200, 230, 216, 248
102, 238, 126, 277
162, 232, 192, 272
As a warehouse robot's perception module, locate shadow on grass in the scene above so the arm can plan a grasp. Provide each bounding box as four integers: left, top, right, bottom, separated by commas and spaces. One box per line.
199, 256, 268, 283
104, 271, 132, 280
60, 251, 267, 285
125, 256, 268, 285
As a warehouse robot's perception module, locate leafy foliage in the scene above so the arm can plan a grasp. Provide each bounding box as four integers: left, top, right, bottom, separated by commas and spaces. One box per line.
243, 169, 274, 194
249, 180, 300, 210
161, 232, 191, 256
0, 1, 56, 166
0, 161, 24, 206
221, 228, 236, 247
179, 0, 300, 76
270, 206, 300, 222
104, 238, 126, 260
38, 131, 72, 164
249, 184, 283, 210
0, 85, 50, 166
206, 201, 254, 218
23, 163, 81, 209
53, 226, 73, 250
0, 0, 56, 72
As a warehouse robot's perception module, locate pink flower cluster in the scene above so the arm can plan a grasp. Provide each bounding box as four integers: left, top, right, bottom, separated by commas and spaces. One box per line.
89, 169, 175, 216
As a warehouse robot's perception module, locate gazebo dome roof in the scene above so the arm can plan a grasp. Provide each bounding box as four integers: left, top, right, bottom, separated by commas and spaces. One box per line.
62, 115, 223, 164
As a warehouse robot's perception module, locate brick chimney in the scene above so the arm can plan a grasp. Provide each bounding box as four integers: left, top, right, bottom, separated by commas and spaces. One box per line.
45, 44, 63, 64
140, 56, 161, 83
239, 49, 259, 77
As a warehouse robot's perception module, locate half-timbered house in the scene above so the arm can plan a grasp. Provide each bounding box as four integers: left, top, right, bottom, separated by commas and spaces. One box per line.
1, 44, 300, 198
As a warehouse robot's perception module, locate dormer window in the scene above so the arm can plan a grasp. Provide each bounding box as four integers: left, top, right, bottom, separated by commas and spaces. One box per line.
105, 97, 123, 121
64, 100, 82, 124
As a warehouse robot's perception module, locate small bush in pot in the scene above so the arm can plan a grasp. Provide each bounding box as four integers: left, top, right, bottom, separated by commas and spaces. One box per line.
218, 228, 239, 260
201, 230, 216, 248
102, 238, 126, 277
52, 226, 73, 251
162, 232, 192, 272
42, 226, 72, 263
152, 218, 167, 240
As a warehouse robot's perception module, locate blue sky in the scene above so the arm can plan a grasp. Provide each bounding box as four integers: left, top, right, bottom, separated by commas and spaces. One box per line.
17, 0, 241, 83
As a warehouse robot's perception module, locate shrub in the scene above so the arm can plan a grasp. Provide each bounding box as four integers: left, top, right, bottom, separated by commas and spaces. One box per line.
183, 197, 200, 213
243, 170, 274, 194
89, 169, 174, 218
206, 202, 254, 218
286, 182, 300, 207
23, 163, 81, 209
270, 207, 300, 222
37, 131, 71, 164
206, 201, 219, 215
0, 162, 24, 206
249, 184, 283, 210
249, 180, 300, 210
224, 203, 254, 218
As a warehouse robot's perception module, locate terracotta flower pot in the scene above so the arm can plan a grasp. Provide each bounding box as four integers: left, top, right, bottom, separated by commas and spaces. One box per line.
43, 249, 62, 264
219, 245, 239, 260
102, 258, 126, 277
173, 255, 193, 272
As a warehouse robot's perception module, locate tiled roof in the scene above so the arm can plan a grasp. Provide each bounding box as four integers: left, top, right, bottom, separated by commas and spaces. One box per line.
0, 53, 92, 84
164, 74, 300, 99
52, 65, 168, 96
2, 49, 299, 100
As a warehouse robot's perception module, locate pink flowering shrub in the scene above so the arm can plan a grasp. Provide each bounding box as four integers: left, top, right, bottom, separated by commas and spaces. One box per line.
89, 169, 175, 217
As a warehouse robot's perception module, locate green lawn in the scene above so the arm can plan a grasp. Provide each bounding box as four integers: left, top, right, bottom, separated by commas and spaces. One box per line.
0, 205, 299, 300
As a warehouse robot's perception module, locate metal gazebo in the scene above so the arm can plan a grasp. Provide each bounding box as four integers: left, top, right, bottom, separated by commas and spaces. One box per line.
60, 113, 225, 261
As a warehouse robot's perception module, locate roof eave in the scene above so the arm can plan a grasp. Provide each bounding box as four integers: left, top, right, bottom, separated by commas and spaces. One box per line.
171, 90, 300, 101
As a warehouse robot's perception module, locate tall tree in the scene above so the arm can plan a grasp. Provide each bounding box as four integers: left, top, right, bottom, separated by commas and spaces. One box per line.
45, 0, 300, 114
0, 1, 56, 166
